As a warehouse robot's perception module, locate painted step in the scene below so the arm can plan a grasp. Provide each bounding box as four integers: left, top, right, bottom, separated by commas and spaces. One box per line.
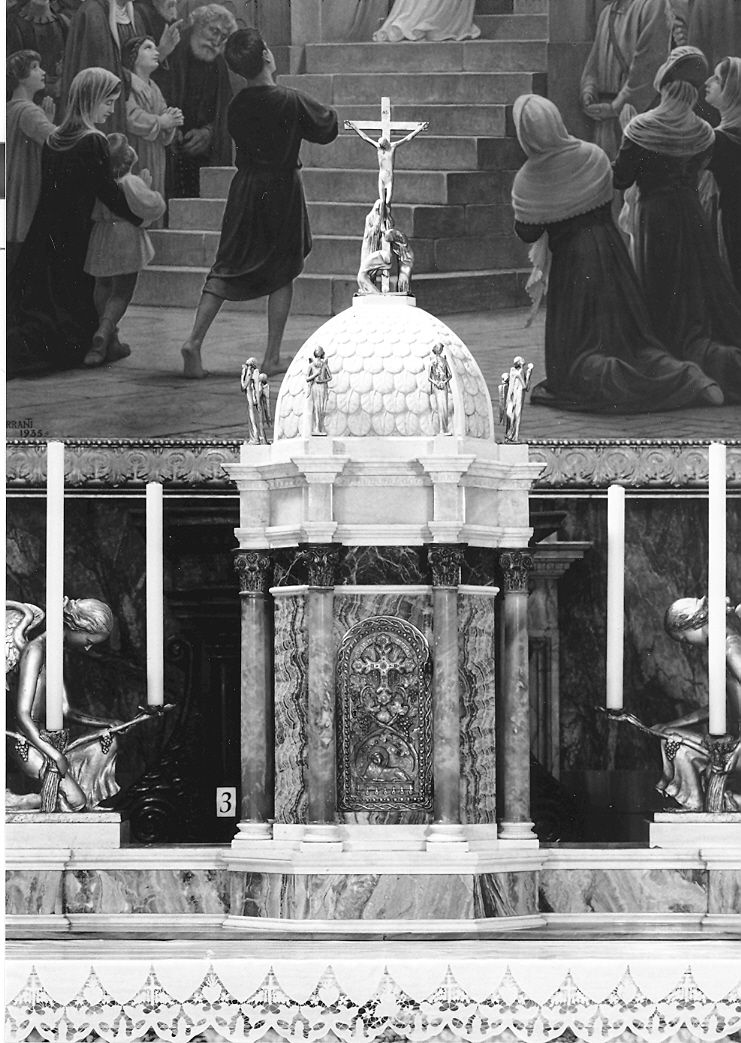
279, 71, 538, 105
169, 198, 516, 240
476, 14, 548, 38
304, 40, 547, 74
134, 265, 530, 315
200, 166, 516, 206
149, 228, 525, 274
302, 135, 524, 172
334, 103, 510, 138
477, 0, 548, 11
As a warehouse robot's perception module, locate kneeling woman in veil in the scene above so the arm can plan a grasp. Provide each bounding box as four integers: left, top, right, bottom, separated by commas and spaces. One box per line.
511, 93, 722, 413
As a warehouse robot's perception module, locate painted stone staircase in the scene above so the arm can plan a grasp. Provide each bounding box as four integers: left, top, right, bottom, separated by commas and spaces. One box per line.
134, 0, 547, 315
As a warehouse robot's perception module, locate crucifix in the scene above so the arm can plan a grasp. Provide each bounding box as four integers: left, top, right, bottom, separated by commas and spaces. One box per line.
345, 97, 428, 293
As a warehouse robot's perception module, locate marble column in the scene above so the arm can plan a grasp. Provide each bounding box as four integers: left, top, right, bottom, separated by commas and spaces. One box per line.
233, 550, 273, 844
498, 550, 537, 842
304, 544, 341, 844
427, 544, 468, 846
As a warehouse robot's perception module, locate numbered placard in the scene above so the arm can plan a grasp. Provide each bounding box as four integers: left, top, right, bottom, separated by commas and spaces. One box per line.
215, 787, 237, 818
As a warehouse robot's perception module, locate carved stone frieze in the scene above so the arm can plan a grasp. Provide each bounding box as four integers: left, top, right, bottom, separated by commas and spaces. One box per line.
234, 551, 273, 594
529, 441, 741, 488
301, 544, 340, 587
7, 440, 740, 490
498, 550, 534, 593
427, 544, 466, 587
337, 615, 432, 813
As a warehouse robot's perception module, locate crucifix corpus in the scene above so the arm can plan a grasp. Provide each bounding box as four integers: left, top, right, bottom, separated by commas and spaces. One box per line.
345, 97, 428, 294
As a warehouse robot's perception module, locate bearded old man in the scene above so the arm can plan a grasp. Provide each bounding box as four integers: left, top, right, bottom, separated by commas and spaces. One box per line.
156, 3, 236, 197
580, 0, 672, 159
61, 0, 181, 131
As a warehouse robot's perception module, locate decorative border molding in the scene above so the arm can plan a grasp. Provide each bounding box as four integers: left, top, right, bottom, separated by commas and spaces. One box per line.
6, 440, 741, 490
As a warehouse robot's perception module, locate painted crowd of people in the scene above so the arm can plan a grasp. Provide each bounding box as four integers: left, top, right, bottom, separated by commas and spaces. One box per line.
6, 0, 741, 414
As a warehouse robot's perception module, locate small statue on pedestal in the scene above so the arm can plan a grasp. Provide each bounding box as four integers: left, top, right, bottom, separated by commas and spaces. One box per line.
358, 200, 393, 294
307, 345, 332, 436
5, 598, 170, 812
427, 342, 453, 436
241, 358, 271, 444
602, 595, 741, 812
257, 372, 272, 444
498, 356, 534, 443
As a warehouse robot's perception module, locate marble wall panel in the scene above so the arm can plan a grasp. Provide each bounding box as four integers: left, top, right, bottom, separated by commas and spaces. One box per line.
708, 870, 741, 915
539, 868, 708, 914
474, 872, 538, 918
230, 873, 474, 920
63, 869, 230, 914
273, 593, 309, 823
5, 870, 61, 915
338, 546, 429, 586
458, 592, 497, 824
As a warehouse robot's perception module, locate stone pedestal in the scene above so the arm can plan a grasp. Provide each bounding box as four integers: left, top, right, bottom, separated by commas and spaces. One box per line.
650, 812, 741, 848
5, 811, 128, 849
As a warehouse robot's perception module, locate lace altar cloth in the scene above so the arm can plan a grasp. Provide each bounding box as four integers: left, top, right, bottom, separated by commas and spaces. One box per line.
5, 958, 741, 1042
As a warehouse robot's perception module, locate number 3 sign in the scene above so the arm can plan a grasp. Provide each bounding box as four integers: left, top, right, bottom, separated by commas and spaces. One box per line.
216, 787, 237, 817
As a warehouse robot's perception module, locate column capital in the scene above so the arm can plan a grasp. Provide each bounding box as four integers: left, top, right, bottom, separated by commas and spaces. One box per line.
427, 544, 466, 588
234, 549, 273, 594
301, 543, 340, 587
498, 549, 534, 593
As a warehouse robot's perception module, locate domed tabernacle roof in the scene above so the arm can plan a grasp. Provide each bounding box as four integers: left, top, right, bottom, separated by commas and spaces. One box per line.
274, 299, 494, 439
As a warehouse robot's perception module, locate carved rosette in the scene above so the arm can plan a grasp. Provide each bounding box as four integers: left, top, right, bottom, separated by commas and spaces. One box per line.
428, 545, 465, 588
234, 551, 273, 594
498, 550, 534, 593
336, 615, 432, 813
302, 544, 340, 588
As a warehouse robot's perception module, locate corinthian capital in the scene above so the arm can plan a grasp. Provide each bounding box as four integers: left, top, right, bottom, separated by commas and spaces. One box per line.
498, 549, 534, 593
302, 544, 340, 587
234, 550, 273, 593
427, 544, 465, 587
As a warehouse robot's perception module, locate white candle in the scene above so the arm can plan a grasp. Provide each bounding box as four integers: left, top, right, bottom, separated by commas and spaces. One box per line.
45, 441, 65, 732
708, 442, 726, 735
606, 484, 625, 711
146, 483, 164, 706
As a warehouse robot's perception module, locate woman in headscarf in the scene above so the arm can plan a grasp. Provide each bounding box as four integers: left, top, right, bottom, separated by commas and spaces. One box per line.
705, 56, 741, 293
511, 93, 721, 413
614, 46, 741, 402
7, 68, 142, 377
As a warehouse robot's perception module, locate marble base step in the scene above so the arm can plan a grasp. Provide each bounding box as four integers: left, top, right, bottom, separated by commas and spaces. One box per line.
304, 40, 547, 74
6, 811, 128, 849
279, 70, 541, 106
133, 267, 529, 315
200, 166, 516, 206
650, 812, 741, 848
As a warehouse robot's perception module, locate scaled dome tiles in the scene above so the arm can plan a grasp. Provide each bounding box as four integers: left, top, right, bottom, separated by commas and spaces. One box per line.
274, 302, 493, 440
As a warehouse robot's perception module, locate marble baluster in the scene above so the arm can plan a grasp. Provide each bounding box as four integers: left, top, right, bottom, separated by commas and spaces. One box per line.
233, 551, 274, 844
304, 545, 342, 844
498, 550, 537, 842
427, 545, 468, 846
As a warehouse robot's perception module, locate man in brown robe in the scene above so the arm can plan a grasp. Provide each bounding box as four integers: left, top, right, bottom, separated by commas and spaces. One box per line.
581, 0, 672, 159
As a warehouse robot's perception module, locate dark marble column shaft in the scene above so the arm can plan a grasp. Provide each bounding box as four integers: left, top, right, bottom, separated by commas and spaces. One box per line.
498, 550, 535, 838
429, 545, 465, 824
234, 551, 274, 825
304, 545, 340, 825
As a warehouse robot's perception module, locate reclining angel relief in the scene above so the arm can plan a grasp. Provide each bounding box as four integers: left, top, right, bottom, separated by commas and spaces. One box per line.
6, 598, 169, 813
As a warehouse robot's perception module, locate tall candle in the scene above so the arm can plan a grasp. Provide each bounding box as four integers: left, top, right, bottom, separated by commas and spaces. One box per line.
45, 441, 65, 732
708, 442, 727, 735
146, 483, 164, 706
606, 484, 625, 711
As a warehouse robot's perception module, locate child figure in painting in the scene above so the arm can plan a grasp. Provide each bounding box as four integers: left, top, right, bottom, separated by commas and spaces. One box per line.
6, 51, 57, 271
122, 35, 183, 227
83, 132, 166, 366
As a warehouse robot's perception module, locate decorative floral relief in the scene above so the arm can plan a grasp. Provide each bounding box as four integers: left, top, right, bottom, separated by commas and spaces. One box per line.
5, 963, 741, 1042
